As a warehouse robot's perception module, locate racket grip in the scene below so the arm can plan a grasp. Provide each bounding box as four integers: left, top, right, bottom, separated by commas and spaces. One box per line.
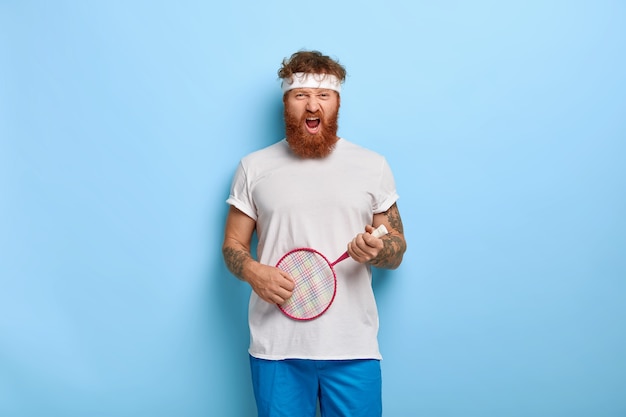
332, 224, 390, 266
371, 224, 388, 238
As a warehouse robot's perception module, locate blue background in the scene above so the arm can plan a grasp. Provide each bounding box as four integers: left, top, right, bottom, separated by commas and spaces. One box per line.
1, 1, 625, 416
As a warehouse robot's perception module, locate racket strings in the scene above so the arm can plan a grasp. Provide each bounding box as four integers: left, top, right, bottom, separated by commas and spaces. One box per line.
277, 250, 336, 319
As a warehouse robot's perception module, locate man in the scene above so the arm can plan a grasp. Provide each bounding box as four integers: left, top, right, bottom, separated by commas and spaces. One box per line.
222, 50, 407, 417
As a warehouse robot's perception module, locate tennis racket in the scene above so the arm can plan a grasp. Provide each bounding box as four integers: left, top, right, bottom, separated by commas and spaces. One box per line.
276, 224, 388, 321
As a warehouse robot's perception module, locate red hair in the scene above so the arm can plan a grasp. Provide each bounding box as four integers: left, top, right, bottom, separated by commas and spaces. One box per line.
278, 50, 347, 82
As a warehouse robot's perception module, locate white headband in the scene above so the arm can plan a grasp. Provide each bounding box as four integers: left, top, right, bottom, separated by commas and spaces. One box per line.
281, 72, 342, 94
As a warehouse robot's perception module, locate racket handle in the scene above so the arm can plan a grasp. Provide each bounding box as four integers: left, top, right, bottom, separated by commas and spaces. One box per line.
371, 224, 388, 238
332, 225, 389, 265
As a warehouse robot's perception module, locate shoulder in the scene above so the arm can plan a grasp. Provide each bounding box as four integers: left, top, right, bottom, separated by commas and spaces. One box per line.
240, 139, 291, 166
336, 138, 388, 164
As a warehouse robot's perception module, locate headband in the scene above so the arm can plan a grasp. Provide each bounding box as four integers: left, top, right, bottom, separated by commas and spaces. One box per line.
281, 72, 342, 94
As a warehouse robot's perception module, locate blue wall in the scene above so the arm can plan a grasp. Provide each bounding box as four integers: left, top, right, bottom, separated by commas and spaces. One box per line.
1, 1, 625, 416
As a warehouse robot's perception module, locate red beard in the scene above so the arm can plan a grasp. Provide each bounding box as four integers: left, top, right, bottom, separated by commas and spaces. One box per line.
284, 108, 339, 159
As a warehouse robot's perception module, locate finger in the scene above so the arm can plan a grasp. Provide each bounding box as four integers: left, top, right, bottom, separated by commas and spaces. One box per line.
273, 288, 293, 304
348, 240, 362, 256
349, 240, 370, 262
355, 234, 375, 251
263, 286, 289, 304
279, 272, 296, 291
363, 231, 384, 248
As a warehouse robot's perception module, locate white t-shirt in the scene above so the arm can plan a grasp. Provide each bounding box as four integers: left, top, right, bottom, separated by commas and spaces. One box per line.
226, 138, 399, 360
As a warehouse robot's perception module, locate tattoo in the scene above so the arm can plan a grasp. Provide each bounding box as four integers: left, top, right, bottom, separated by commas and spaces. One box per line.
370, 203, 407, 269
370, 235, 405, 269
385, 203, 404, 234
222, 246, 252, 279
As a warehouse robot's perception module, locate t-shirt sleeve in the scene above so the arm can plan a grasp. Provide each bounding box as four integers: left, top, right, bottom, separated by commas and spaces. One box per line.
373, 157, 399, 214
226, 161, 258, 221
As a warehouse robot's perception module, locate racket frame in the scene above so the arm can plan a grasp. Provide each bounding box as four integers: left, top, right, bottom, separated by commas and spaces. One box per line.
276, 247, 337, 321
276, 224, 389, 321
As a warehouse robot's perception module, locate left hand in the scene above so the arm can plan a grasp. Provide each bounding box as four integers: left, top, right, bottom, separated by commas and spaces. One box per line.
347, 225, 385, 264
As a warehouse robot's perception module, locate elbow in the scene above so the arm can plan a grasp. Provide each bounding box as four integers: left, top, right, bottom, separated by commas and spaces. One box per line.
389, 240, 407, 269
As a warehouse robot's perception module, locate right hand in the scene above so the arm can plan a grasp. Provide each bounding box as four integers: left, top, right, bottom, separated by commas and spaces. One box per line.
247, 263, 295, 304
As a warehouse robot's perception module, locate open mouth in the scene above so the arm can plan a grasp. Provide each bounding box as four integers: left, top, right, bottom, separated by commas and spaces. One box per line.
305, 117, 321, 134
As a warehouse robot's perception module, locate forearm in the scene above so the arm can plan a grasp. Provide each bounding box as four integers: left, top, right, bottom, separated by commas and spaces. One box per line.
369, 203, 407, 269
369, 234, 406, 269
222, 240, 257, 282
222, 238, 295, 304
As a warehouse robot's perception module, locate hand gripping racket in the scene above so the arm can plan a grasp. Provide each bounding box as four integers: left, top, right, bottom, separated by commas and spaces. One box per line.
276, 224, 388, 321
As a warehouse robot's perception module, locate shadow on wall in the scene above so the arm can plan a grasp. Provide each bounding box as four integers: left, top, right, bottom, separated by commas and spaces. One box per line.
198, 90, 284, 416
261, 92, 285, 148
200, 180, 256, 416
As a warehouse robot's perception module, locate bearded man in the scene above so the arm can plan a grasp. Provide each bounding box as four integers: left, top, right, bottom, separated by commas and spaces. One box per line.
222, 50, 407, 417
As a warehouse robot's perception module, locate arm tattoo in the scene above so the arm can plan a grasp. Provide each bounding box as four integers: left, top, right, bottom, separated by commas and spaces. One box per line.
370, 203, 407, 269
222, 246, 253, 279
385, 203, 404, 234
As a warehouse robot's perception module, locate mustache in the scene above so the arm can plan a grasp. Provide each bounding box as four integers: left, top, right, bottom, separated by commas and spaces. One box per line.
304, 110, 322, 119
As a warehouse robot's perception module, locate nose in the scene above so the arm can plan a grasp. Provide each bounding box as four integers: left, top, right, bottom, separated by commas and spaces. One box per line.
305, 96, 320, 112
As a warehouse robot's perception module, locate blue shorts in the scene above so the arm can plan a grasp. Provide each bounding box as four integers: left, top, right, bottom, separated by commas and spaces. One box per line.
249, 356, 382, 417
